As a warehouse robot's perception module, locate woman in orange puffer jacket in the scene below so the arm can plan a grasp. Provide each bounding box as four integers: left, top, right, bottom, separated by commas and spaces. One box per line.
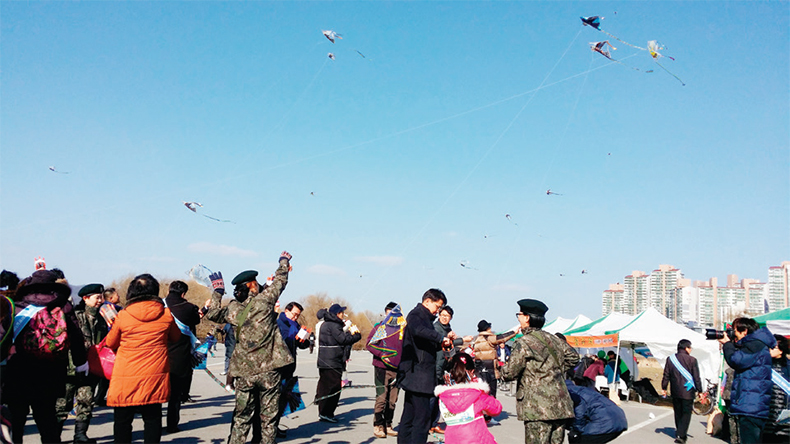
106, 274, 180, 443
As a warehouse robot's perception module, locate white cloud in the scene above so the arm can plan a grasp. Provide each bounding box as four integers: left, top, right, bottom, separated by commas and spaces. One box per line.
307, 264, 346, 277
354, 256, 404, 267
187, 242, 258, 258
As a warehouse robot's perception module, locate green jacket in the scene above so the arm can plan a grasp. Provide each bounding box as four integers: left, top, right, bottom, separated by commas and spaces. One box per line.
206, 258, 294, 377
501, 328, 579, 422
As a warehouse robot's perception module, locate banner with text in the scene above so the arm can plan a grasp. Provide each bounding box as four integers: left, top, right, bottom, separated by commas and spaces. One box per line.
566, 333, 619, 348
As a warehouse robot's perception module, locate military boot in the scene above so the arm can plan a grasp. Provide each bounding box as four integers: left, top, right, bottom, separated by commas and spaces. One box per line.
73, 420, 97, 443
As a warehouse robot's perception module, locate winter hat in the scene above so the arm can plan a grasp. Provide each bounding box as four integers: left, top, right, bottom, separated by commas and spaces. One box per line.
385, 301, 398, 311
15, 270, 71, 297
477, 320, 492, 332
597, 350, 607, 359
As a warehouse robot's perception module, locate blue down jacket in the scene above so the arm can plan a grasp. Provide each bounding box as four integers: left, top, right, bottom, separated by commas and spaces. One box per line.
723, 327, 777, 418
565, 381, 628, 437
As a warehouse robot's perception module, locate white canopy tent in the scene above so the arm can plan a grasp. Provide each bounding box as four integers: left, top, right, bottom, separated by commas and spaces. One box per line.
563, 312, 635, 336
603, 307, 721, 382
544, 314, 593, 334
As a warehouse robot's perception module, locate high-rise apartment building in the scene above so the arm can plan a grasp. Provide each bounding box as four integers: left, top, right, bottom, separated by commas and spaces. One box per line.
767, 261, 790, 310
603, 263, 785, 327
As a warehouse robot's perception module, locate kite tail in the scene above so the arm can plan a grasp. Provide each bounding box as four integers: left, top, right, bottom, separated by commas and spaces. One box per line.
599, 29, 647, 51
655, 61, 685, 86
611, 58, 650, 73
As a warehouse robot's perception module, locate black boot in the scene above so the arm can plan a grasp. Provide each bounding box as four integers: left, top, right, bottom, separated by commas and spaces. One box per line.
73, 420, 97, 444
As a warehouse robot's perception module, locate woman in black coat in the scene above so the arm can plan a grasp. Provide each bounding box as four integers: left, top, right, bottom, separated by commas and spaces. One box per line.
315, 304, 361, 422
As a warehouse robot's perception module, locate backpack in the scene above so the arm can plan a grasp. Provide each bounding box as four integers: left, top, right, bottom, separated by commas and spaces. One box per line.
17, 306, 70, 359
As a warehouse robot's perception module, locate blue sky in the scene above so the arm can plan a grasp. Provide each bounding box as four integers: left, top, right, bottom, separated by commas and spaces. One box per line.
2, 1, 788, 333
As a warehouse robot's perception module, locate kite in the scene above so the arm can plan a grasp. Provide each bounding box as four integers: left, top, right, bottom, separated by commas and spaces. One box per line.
356, 50, 366, 58
559, 273, 565, 277
328, 53, 335, 60
48, 166, 69, 174
546, 189, 563, 196
322, 30, 342, 43
182, 201, 235, 223
580, 16, 646, 50
589, 41, 653, 73
505, 214, 518, 226
581, 269, 589, 274
459, 260, 478, 270
647, 40, 685, 86
186, 264, 214, 288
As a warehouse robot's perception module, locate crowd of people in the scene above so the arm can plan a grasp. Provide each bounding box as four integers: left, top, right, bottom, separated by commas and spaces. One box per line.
1, 255, 789, 444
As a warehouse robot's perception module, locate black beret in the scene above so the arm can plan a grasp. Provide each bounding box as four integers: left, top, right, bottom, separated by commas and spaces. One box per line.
79, 283, 105, 297
231, 270, 258, 286
517, 299, 549, 317
477, 320, 492, 332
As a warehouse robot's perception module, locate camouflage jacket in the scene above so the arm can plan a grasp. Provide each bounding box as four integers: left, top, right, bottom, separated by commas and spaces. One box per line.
501, 328, 580, 422
205, 258, 294, 377
68, 301, 109, 374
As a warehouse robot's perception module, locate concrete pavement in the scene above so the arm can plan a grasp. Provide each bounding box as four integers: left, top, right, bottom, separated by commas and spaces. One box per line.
31, 345, 727, 443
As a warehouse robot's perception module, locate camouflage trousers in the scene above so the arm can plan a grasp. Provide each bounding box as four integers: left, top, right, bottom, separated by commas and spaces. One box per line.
523, 419, 568, 444
55, 375, 98, 423
229, 370, 281, 444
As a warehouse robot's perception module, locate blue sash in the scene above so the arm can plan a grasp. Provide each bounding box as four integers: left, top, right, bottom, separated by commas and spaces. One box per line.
669, 353, 696, 392
12, 305, 45, 343
773, 369, 790, 396
163, 300, 198, 352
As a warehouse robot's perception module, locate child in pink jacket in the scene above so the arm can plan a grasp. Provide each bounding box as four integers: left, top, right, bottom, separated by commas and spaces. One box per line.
435, 352, 503, 444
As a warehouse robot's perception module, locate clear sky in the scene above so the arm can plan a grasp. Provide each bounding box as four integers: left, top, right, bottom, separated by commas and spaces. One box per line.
2, 1, 788, 333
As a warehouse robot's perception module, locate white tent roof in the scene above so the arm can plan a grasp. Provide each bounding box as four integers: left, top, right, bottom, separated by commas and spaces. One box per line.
543, 317, 573, 334
564, 312, 635, 336
544, 314, 594, 334
606, 307, 721, 382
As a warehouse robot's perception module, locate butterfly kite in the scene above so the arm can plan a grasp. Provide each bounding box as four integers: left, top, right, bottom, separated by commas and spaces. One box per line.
183, 201, 235, 223
582, 16, 683, 84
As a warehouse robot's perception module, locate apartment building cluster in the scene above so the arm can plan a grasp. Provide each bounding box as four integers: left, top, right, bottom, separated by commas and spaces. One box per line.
601, 261, 790, 328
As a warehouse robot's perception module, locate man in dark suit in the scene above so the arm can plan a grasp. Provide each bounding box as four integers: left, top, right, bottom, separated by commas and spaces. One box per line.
397, 289, 455, 444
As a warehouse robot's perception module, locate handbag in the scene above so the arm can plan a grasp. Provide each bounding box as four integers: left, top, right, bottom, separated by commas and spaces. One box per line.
87, 337, 115, 379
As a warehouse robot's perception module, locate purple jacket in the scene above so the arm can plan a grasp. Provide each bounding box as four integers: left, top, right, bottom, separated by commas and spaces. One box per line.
366, 320, 404, 370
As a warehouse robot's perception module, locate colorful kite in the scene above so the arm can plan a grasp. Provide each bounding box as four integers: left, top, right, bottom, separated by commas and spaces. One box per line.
647, 40, 685, 86
322, 30, 342, 43
580, 16, 646, 50
589, 41, 653, 73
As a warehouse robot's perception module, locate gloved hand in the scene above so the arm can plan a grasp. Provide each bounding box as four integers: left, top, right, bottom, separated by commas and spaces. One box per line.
209, 271, 224, 295
279, 251, 292, 262
75, 362, 90, 377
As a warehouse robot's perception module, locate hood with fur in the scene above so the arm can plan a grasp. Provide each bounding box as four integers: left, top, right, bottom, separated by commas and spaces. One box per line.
434, 381, 490, 414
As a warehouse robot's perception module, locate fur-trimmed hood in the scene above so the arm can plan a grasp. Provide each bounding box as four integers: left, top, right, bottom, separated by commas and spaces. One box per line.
434, 381, 490, 414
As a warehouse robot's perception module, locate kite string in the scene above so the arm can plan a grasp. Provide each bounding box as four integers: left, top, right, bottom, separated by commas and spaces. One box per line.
7, 43, 624, 232
491, 51, 596, 290
354, 28, 584, 302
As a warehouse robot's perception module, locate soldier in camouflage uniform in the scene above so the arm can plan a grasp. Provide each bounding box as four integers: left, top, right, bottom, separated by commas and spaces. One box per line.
501, 299, 580, 444
205, 251, 294, 444
55, 283, 108, 443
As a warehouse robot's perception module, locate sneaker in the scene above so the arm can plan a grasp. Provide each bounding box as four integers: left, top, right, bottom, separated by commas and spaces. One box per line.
487, 418, 499, 426
276, 428, 287, 438
166, 426, 180, 433
319, 415, 338, 423
431, 426, 445, 435
220, 371, 227, 376
386, 426, 398, 437
373, 425, 386, 438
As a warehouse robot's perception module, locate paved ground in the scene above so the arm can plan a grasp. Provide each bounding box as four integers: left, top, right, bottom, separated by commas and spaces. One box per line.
24, 345, 729, 443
